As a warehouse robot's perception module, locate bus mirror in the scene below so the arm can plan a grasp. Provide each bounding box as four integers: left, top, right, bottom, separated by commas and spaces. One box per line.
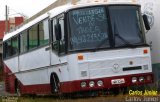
55, 23, 62, 41
143, 14, 151, 30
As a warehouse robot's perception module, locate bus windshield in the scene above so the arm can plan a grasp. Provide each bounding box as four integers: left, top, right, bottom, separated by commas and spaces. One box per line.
68, 5, 145, 51
109, 6, 144, 47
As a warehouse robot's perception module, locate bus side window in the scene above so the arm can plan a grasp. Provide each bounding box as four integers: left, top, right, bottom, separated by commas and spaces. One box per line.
39, 19, 49, 46
52, 18, 59, 51
29, 24, 38, 50
5, 39, 12, 58
52, 15, 65, 54
11, 36, 19, 56
58, 17, 65, 54
3, 36, 19, 58
20, 30, 28, 53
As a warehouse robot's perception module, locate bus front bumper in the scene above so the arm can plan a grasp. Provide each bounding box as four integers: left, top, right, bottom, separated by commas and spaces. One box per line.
60, 72, 153, 93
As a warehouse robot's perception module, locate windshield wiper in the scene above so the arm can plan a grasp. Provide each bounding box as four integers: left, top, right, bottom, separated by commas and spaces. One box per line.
115, 33, 137, 48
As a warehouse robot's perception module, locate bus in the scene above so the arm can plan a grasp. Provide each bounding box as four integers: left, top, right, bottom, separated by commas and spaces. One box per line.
3, 0, 153, 95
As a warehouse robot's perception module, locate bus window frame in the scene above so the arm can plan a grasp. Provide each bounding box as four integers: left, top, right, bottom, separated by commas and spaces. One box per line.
51, 13, 67, 56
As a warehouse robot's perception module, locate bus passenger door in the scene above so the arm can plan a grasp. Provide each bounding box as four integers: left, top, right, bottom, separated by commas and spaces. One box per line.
49, 14, 69, 82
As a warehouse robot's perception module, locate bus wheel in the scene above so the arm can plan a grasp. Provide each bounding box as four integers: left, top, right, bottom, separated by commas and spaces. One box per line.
50, 73, 60, 94
15, 79, 21, 96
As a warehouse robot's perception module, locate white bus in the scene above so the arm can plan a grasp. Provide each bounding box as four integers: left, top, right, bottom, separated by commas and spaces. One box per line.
3, 0, 153, 95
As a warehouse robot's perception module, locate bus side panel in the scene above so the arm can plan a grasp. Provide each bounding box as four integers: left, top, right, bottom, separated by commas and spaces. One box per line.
50, 52, 69, 82
4, 57, 19, 73
3, 46, 51, 94
15, 68, 51, 94
3, 57, 18, 93
19, 46, 50, 71
16, 68, 49, 86
3, 64, 16, 94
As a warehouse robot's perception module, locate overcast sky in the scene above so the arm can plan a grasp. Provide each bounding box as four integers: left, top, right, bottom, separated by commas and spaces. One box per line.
0, 0, 56, 20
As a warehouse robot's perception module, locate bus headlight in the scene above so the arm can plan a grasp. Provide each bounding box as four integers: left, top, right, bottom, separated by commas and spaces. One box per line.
132, 77, 137, 83
139, 77, 145, 82
89, 81, 95, 87
81, 82, 87, 88
97, 80, 103, 87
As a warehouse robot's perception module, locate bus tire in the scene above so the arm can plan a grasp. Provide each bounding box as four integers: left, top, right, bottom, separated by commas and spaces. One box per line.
15, 79, 21, 96
50, 73, 60, 94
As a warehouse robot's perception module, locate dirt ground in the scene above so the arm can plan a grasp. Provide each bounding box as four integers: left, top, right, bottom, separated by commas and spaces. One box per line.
0, 95, 127, 102
1, 94, 159, 102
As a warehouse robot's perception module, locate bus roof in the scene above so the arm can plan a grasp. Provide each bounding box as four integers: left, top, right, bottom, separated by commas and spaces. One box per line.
3, 0, 138, 41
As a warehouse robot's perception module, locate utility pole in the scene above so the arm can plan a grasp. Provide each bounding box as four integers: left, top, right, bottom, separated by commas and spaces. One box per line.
5, 5, 8, 33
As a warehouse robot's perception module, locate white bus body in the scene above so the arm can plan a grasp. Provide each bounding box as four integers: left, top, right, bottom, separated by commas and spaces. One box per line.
3, 0, 153, 94
139, 0, 160, 83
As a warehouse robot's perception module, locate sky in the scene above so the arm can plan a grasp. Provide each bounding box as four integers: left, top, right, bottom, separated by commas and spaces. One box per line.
0, 0, 57, 20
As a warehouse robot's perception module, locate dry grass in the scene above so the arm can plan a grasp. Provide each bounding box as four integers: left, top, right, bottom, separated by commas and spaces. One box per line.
0, 95, 126, 102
